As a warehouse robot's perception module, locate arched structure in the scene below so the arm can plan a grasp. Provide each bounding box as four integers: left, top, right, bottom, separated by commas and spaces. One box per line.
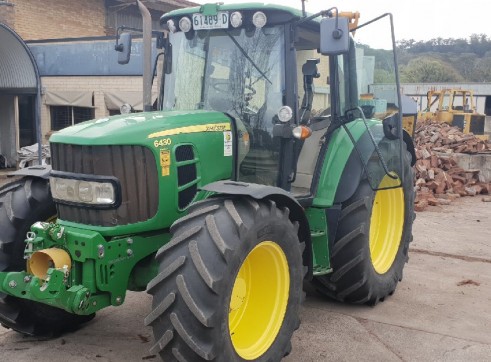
0, 23, 41, 167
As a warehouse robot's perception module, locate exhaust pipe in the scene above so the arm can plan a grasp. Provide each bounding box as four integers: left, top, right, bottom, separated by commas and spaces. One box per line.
137, 0, 153, 112
28, 248, 72, 280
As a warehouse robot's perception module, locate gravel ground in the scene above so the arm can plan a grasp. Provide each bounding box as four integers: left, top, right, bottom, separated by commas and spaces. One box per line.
0, 179, 490, 361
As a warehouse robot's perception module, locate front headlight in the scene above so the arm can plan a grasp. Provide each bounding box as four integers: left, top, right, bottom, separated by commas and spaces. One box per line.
50, 174, 119, 207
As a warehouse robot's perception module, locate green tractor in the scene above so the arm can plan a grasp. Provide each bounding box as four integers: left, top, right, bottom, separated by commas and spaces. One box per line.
0, 1, 415, 360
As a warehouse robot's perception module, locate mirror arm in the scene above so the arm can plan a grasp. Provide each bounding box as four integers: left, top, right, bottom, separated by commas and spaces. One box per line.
115, 26, 124, 51
115, 25, 163, 51
296, 7, 346, 41
296, 7, 336, 25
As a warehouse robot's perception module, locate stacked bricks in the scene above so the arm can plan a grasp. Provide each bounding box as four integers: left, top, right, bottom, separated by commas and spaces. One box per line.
413, 119, 491, 211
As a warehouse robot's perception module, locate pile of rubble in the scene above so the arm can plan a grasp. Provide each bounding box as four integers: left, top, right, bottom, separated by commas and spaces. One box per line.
17, 144, 50, 168
413, 120, 491, 211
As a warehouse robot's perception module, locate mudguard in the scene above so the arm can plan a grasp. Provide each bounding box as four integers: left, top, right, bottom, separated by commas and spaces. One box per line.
334, 128, 415, 204
313, 121, 415, 208
202, 180, 313, 279
8, 165, 52, 179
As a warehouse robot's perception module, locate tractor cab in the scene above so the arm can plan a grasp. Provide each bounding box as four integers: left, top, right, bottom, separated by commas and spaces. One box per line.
158, 4, 408, 196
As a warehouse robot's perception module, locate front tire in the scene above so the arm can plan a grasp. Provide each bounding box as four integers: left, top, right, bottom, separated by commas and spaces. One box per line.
0, 177, 94, 336
146, 197, 304, 361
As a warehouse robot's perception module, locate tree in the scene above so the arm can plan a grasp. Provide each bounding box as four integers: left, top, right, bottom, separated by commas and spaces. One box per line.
400, 57, 463, 83
473, 56, 491, 82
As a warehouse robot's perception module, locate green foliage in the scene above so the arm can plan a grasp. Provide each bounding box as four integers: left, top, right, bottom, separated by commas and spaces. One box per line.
374, 68, 395, 83
400, 57, 463, 83
396, 34, 491, 82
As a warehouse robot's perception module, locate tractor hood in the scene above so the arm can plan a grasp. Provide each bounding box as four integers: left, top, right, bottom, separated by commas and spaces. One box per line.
49, 110, 231, 146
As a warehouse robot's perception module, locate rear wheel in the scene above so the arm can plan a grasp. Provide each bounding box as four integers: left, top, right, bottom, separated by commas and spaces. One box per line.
0, 177, 94, 336
313, 147, 414, 305
146, 197, 304, 361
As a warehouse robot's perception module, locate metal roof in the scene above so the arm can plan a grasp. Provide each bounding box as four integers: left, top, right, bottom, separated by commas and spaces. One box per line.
0, 23, 38, 92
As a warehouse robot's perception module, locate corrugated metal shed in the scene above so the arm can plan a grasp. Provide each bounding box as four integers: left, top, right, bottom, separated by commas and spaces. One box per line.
0, 23, 37, 92
0, 23, 42, 167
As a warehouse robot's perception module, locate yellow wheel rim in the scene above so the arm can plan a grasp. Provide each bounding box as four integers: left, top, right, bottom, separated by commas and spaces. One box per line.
229, 241, 290, 360
369, 174, 405, 274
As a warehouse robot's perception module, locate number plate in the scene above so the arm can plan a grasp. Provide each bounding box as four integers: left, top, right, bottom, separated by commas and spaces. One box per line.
192, 12, 229, 30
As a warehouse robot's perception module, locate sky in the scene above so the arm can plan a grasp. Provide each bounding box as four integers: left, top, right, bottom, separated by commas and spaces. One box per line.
192, 0, 490, 43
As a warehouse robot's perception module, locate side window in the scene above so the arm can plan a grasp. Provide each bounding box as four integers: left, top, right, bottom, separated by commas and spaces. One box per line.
441, 94, 450, 110
291, 50, 331, 196
296, 50, 330, 117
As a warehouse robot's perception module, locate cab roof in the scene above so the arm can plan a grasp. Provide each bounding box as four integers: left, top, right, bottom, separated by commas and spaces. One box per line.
161, 2, 306, 25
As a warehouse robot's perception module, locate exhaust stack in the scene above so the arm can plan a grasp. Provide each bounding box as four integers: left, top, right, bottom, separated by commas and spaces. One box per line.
137, 0, 153, 112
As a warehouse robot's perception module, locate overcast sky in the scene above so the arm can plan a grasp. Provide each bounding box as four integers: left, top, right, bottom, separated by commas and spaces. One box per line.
192, 0, 490, 42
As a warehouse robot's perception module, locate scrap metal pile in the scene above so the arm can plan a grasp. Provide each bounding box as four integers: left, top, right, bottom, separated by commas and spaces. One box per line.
413, 120, 491, 211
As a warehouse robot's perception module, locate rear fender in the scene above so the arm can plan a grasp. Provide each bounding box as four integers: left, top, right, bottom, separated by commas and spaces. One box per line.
334, 128, 415, 205
313, 121, 415, 207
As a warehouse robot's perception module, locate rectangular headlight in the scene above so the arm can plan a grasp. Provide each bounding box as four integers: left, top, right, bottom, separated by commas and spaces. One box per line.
50, 174, 119, 207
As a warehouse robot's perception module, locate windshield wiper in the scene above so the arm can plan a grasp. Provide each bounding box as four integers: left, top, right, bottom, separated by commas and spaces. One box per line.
225, 31, 272, 84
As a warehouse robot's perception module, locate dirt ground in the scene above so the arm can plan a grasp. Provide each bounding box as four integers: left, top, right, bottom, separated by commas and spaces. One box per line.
0, 180, 490, 361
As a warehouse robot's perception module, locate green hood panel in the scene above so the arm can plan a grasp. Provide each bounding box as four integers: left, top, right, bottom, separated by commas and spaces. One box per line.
49, 109, 234, 236
49, 110, 231, 146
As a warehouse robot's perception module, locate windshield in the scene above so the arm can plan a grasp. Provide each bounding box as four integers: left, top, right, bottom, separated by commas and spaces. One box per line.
163, 26, 285, 185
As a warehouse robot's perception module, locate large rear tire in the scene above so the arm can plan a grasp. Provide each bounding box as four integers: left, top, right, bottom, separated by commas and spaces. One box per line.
0, 177, 95, 336
146, 197, 304, 361
313, 146, 414, 305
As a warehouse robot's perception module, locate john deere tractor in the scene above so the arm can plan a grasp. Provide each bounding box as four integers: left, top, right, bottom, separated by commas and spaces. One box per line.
0, 1, 415, 360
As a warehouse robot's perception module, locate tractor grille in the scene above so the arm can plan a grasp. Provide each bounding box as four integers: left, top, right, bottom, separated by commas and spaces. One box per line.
175, 145, 195, 162
175, 145, 198, 210
50, 143, 159, 226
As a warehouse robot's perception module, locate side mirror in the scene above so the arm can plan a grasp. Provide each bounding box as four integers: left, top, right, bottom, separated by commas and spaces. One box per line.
320, 17, 349, 55
116, 32, 132, 65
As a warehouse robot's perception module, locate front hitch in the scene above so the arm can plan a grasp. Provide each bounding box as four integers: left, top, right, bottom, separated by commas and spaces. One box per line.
0, 221, 164, 315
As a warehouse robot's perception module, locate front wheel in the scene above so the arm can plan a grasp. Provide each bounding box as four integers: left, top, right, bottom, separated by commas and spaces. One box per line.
146, 197, 304, 361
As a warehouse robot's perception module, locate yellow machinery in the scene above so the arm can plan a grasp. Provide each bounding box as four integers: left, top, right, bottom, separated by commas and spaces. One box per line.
359, 94, 418, 137
419, 89, 488, 140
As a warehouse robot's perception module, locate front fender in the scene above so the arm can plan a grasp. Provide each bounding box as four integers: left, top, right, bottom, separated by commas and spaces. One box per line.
9, 165, 52, 179
202, 181, 313, 279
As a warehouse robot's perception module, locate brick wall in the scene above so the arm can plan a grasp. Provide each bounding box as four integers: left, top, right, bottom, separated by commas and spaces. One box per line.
0, 2, 15, 28
11, 0, 106, 40
40, 76, 158, 142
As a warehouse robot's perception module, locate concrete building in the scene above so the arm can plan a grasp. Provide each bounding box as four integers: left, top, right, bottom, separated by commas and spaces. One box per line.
0, 0, 195, 168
